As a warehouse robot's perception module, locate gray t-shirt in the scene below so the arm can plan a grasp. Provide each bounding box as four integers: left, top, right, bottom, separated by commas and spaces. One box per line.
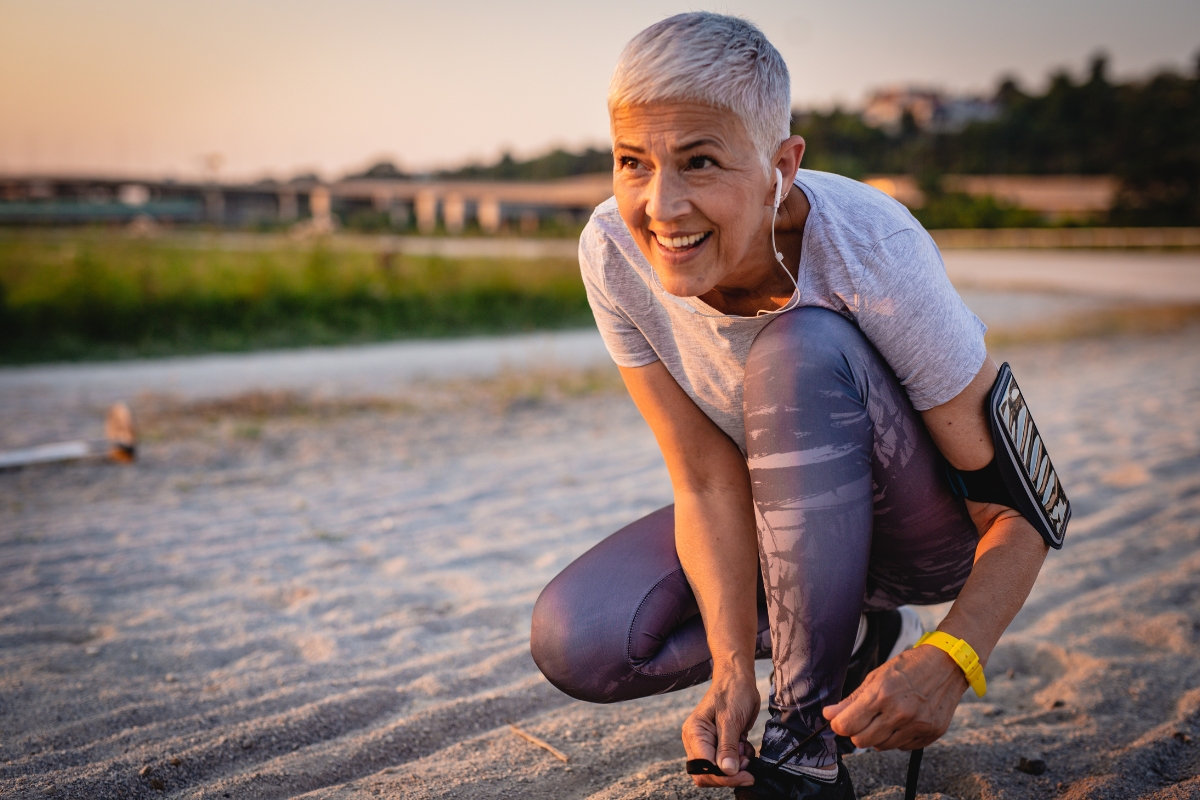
579, 169, 988, 453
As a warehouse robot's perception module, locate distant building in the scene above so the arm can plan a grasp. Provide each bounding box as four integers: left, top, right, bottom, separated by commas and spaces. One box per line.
861, 87, 998, 134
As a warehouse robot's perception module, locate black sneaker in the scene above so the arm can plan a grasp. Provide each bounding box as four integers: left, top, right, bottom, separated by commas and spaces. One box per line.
733, 758, 856, 799
836, 606, 924, 755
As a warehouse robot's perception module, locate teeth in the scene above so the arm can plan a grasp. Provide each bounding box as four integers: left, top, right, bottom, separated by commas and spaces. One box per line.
656, 232, 707, 249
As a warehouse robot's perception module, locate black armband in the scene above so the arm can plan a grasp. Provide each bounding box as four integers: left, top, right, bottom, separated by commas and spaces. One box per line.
946, 363, 1070, 549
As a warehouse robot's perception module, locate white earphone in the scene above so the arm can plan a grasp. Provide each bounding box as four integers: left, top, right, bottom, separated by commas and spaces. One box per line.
772, 167, 787, 266
656, 167, 800, 317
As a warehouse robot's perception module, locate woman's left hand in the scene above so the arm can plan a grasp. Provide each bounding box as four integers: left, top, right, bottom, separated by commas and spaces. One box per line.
821, 643, 968, 751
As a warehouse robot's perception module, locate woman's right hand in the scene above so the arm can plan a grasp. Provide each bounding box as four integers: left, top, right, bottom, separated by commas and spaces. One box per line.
618, 361, 763, 787
681, 663, 760, 788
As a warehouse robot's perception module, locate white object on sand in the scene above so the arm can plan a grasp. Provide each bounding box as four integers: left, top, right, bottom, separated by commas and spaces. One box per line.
0, 403, 136, 469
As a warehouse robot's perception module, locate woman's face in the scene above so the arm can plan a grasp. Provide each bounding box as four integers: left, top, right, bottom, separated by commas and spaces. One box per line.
611, 102, 776, 299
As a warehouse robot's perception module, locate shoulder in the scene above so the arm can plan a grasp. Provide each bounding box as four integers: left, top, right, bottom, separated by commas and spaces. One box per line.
580, 197, 627, 262
581, 196, 627, 247
579, 196, 644, 283
797, 170, 925, 250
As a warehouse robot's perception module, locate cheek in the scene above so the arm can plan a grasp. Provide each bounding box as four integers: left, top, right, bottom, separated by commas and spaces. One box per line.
613, 187, 648, 235
706, 197, 759, 251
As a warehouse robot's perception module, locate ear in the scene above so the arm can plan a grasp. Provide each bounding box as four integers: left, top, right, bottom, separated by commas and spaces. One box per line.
770, 136, 806, 203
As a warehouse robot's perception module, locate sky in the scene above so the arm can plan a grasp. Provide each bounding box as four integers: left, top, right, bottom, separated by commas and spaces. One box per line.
1, 0, 1197, 181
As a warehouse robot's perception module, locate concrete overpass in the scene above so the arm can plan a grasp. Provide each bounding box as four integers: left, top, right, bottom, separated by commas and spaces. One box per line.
0, 173, 616, 233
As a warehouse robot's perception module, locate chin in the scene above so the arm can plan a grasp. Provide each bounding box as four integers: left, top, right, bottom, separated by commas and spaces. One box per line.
652, 268, 708, 298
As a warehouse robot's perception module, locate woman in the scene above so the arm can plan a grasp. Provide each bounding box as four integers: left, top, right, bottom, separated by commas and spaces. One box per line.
531, 13, 1058, 799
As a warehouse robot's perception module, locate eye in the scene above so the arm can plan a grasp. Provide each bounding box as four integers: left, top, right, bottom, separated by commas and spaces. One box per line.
618, 156, 642, 171
686, 156, 715, 170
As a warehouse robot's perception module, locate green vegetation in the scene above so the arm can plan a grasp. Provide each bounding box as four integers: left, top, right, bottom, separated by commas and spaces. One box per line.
910, 192, 1047, 230
434, 148, 613, 181
794, 54, 1200, 226
350, 148, 613, 184
0, 230, 591, 364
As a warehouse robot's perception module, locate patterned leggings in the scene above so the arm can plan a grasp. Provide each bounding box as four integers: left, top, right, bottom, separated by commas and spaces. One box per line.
530, 307, 980, 766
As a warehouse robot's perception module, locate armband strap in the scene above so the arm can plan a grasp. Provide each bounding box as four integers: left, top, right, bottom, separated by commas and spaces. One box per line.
916, 631, 987, 697
946, 362, 1071, 550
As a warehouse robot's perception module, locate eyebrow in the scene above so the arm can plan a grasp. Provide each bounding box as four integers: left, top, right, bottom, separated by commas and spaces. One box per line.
613, 138, 723, 155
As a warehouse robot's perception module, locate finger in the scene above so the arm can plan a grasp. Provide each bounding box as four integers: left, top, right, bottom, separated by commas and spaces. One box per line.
828, 685, 886, 738
691, 772, 753, 791
691, 769, 755, 789
849, 706, 912, 750
716, 716, 745, 775
877, 724, 938, 753
871, 725, 932, 753
830, 699, 883, 739
681, 712, 719, 763
822, 700, 849, 720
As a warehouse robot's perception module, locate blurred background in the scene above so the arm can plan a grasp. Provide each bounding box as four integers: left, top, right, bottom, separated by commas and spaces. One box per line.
1, 0, 1197, 363
4, 6, 1200, 798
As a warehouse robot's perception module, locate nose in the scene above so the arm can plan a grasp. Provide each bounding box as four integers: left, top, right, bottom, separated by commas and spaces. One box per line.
644, 169, 689, 223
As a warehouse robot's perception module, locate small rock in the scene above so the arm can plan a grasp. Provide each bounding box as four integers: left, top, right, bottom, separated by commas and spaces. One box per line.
170, 757, 182, 766
139, 766, 152, 777
41, 786, 55, 796
1052, 699, 1065, 708
1006, 668, 1015, 679
130, 652, 138, 661
84, 646, 100, 656
1173, 731, 1192, 744
1017, 757, 1047, 776
164, 674, 177, 683
150, 778, 165, 791
241, 740, 254, 750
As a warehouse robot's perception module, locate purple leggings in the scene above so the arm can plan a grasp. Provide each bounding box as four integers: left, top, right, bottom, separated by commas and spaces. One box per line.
530, 308, 979, 766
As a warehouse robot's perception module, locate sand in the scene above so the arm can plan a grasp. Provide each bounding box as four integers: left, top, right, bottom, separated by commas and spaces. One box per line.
3, 291, 1200, 797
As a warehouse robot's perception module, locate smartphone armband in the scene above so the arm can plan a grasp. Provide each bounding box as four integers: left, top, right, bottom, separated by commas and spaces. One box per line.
946, 363, 1070, 549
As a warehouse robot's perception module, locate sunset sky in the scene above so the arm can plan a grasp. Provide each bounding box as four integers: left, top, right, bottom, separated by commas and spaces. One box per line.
1, 0, 1197, 181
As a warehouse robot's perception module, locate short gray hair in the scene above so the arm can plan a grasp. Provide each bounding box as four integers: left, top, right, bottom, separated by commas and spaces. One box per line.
608, 12, 791, 169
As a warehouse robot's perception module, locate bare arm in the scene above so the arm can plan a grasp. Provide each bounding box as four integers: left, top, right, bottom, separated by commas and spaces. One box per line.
824, 355, 1050, 750
619, 361, 760, 787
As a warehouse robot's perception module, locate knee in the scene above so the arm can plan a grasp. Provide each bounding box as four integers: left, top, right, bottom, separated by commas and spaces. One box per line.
530, 574, 614, 703
744, 308, 877, 439
747, 307, 867, 378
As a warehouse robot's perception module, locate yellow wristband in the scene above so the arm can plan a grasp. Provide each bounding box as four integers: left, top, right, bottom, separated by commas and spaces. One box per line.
915, 631, 987, 697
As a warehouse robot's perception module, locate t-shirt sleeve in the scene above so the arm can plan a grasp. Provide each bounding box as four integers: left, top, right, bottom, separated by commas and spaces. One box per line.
578, 224, 660, 368
853, 228, 987, 410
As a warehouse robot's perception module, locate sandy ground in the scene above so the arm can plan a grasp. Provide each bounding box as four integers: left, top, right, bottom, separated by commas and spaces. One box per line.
2, 273, 1200, 798
940, 250, 1200, 303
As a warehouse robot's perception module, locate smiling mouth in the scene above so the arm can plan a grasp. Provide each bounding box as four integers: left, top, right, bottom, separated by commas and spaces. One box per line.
654, 231, 711, 252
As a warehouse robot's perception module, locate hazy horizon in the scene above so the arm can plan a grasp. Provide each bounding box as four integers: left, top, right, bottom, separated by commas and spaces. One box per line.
2, 0, 1197, 182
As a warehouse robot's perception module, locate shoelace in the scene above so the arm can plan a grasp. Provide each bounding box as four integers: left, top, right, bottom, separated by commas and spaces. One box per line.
685, 720, 923, 799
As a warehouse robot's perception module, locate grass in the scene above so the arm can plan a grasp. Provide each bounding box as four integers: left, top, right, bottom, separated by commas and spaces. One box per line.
0, 229, 593, 364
